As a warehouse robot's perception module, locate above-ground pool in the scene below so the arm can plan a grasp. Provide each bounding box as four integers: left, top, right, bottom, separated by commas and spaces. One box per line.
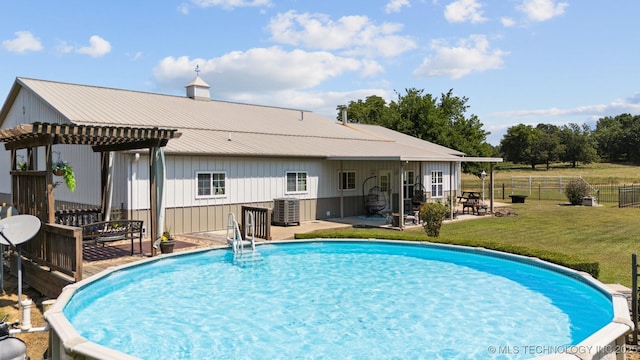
47, 240, 632, 360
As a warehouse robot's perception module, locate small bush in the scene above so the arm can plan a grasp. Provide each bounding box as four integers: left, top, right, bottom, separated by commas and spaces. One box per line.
564, 179, 588, 205
420, 202, 449, 237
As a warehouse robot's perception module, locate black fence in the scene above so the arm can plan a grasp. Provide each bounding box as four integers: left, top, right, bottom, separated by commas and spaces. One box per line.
462, 180, 640, 206
619, 185, 640, 208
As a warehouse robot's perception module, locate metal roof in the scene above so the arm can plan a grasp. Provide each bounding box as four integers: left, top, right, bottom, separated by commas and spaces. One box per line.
1, 77, 499, 162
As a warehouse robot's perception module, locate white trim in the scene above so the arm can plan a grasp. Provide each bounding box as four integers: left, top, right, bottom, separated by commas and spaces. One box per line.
285, 171, 308, 195
195, 170, 227, 199
431, 170, 444, 198
338, 170, 357, 192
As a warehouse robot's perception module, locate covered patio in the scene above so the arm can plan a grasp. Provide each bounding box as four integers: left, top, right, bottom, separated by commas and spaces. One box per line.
0, 122, 181, 297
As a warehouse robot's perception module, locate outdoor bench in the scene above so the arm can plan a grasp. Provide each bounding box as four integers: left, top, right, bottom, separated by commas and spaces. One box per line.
82, 220, 144, 255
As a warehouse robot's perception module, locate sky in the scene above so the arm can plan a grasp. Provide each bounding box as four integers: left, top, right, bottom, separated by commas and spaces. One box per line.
1, 1, 639, 145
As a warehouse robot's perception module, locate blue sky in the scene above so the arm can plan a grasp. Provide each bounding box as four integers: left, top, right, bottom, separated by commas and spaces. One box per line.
2, 1, 639, 145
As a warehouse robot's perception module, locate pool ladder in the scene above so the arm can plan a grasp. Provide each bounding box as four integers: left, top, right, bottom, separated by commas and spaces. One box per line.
226, 212, 255, 254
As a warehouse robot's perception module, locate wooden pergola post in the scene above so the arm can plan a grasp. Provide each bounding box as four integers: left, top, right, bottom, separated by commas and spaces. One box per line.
45, 144, 55, 224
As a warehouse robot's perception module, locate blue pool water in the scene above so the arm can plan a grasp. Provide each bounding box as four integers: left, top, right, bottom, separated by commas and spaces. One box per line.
64, 241, 613, 359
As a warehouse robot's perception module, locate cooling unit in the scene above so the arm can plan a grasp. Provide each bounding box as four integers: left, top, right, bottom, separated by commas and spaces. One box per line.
272, 198, 300, 226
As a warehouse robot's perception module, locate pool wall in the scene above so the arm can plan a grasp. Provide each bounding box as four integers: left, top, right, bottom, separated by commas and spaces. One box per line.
44, 240, 633, 360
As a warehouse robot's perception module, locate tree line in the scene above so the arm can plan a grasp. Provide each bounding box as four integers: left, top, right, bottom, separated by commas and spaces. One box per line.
338, 88, 493, 174
499, 113, 640, 169
340, 89, 640, 172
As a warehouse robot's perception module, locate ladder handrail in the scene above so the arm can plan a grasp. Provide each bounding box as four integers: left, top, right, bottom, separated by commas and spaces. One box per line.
244, 211, 255, 251
227, 212, 255, 254
226, 213, 241, 253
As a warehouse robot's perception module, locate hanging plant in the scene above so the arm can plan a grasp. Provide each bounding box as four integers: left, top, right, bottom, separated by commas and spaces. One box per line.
16, 155, 27, 170
53, 160, 76, 192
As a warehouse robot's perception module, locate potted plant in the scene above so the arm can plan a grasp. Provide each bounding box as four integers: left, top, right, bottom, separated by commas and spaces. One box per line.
159, 230, 175, 254
53, 160, 76, 192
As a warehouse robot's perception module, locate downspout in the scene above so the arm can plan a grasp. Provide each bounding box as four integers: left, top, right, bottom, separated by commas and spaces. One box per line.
449, 161, 454, 219
103, 152, 114, 222
399, 161, 405, 229
339, 160, 344, 218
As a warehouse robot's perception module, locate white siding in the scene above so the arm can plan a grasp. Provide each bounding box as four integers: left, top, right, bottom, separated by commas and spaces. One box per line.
124, 156, 435, 210
49, 144, 102, 206
420, 161, 462, 199
128, 156, 322, 210
0, 89, 100, 205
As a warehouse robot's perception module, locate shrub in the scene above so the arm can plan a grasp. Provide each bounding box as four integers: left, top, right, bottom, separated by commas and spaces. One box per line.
564, 179, 588, 205
420, 202, 449, 237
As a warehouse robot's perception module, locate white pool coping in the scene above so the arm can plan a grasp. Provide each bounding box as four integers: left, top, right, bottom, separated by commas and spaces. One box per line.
45, 239, 633, 360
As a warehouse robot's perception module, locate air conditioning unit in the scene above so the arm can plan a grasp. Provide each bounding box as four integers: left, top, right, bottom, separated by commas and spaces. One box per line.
272, 198, 300, 226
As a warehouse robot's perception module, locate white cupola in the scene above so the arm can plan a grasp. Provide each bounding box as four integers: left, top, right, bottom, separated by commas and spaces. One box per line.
185, 72, 211, 101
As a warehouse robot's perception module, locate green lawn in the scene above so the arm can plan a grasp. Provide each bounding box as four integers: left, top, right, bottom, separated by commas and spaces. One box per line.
298, 200, 640, 287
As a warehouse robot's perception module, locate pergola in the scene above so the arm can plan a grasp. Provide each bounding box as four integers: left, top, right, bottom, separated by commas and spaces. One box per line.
0, 122, 181, 257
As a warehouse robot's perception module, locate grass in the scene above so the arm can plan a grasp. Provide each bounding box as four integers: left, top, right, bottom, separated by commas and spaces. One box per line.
298, 200, 640, 287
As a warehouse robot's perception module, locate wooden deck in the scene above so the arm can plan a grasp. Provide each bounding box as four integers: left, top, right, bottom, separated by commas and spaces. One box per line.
80, 236, 223, 279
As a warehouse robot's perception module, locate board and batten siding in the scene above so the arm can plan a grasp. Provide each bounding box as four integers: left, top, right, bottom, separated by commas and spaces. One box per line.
0, 88, 102, 207
122, 155, 458, 234
1, 88, 70, 195
420, 161, 461, 201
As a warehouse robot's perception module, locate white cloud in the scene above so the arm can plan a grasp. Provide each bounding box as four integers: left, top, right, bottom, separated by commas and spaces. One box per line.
267, 11, 416, 58
153, 47, 361, 94
55, 40, 74, 55
485, 94, 640, 145
413, 34, 508, 79
360, 59, 385, 77
2, 31, 43, 53
152, 49, 390, 117
492, 94, 640, 119
501, 17, 516, 27
189, 0, 271, 10
126, 51, 143, 61
177, 3, 190, 14
385, 0, 410, 13
444, 0, 487, 24
517, 0, 568, 22
237, 88, 390, 118
76, 35, 112, 58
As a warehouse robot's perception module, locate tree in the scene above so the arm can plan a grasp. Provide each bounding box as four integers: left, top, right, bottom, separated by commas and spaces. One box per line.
593, 114, 640, 163
340, 89, 492, 174
533, 124, 563, 170
499, 124, 539, 169
593, 115, 626, 162
336, 95, 388, 125
559, 123, 599, 167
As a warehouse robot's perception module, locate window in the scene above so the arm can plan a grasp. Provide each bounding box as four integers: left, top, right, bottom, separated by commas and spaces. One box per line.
431, 171, 443, 198
286, 171, 307, 193
338, 171, 356, 191
403, 171, 415, 201
379, 172, 390, 192
197, 171, 226, 197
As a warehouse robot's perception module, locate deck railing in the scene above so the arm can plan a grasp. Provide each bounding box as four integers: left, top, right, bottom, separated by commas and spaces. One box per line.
16, 223, 82, 298
241, 205, 272, 240
55, 208, 102, 226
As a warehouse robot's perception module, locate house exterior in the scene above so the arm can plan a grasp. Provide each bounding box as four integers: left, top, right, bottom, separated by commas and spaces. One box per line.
0, 77, 501, 234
